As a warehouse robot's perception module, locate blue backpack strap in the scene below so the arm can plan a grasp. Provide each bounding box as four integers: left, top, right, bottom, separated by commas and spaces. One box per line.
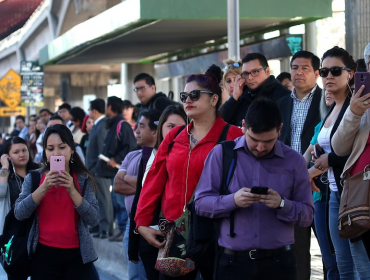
216, 123, 231, 144
221, 140, 237, 237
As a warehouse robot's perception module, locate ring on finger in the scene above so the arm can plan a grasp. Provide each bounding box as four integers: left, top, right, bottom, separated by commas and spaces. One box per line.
364, 100, 369, 106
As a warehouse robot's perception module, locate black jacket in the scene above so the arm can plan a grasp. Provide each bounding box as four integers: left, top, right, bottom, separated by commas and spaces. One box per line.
96, 114, 137, 178
220, 76, 291, 127
277, 86, 322, 155
138, 92, 179, 119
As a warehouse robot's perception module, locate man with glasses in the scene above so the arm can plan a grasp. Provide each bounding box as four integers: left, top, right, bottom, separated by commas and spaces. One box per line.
220, 53, 290, 127
195, 99, 314, 280
134, 73, 178, 120
276, 50, 322, 280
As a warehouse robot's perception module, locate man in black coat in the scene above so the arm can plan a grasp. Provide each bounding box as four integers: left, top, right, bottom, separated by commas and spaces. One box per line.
134, 73, 177, 120
96, 96, 137, 240
220, 53, 290, 127
276, 50, 322, 280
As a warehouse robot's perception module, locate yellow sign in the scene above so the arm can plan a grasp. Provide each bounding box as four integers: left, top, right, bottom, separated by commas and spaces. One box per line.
0, 106, 26, 117
0, 69, 21, 109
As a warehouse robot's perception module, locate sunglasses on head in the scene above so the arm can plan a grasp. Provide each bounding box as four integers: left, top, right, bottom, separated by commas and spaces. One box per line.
319, 66, 352, 78
179, 90, 214, 103
224, 62, 241, 70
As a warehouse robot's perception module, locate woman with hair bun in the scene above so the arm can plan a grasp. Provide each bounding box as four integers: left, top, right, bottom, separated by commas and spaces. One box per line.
135, 65, 243, 279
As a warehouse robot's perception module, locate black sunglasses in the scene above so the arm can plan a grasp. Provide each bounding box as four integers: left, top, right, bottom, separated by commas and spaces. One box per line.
179, 90, 214, 103
319, 66, 352, 78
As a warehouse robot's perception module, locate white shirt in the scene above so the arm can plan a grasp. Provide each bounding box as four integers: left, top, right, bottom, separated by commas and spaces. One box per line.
317, 125, 337, 191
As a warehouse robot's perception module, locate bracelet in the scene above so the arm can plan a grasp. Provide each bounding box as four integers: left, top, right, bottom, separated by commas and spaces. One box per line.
0, 168, 9, 177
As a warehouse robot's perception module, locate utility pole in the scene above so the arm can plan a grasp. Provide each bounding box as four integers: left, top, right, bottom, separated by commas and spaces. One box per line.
227, 0, 240, 60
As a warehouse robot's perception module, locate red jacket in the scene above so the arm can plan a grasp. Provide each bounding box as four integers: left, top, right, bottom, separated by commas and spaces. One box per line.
135, 117, 243, 227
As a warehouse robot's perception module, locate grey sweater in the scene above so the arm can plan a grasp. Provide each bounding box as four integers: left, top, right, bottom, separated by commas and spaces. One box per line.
14, 171, 99, 264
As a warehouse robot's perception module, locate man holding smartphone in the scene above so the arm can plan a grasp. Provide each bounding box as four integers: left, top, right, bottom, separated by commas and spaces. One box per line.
194, 99, 314, 280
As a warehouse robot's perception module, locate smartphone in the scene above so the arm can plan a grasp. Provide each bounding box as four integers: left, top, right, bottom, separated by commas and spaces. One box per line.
355, 72, 370, 97
314, 144, 325, 158
251, 186, 269, 195
50, 156, 65, 174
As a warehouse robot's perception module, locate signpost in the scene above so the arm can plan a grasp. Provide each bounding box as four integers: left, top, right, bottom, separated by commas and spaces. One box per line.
20, 61, 44, 112
0, 69, 25, 117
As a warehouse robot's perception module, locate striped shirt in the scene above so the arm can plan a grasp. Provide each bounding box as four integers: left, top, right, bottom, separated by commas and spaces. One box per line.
290, 85, 317, 154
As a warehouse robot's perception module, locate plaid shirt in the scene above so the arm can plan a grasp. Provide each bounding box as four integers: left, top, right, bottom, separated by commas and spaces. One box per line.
290, 85, 317, 154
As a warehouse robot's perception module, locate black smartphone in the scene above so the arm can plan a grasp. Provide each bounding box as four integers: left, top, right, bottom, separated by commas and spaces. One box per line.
314, 144, 325, 158
251, 186, 269, 195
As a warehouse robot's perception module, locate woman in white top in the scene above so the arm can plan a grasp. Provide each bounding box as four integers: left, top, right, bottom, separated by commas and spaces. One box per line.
69, 107, 86, 144
312, 46, 370, 279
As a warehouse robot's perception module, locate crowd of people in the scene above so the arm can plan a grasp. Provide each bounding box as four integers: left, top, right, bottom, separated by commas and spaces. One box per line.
0, 42, 370, 280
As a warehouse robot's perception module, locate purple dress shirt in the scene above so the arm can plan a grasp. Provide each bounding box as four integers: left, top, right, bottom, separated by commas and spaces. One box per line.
194, 136, 314, 251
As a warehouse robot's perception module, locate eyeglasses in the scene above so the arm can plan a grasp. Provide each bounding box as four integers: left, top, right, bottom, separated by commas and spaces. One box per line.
179, 90, 214, 103
319, 66, 352, 78
224, 62, 241, 70
134, 86, 150, 92
241, 66, 267, 79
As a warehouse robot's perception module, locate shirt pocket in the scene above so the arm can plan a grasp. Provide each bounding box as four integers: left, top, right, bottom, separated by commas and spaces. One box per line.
266, 167, 294, 198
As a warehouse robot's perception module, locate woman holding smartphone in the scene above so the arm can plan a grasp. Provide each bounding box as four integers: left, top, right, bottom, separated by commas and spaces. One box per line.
15, 124, 99, 280
135, 65, 243, 280
311, 46, 370, 279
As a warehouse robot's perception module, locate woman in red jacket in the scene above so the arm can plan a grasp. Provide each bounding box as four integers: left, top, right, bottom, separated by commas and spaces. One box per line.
135, 65, 243, 279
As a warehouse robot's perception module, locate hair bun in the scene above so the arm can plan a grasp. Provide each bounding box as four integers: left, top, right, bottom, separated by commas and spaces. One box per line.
205, 64, 222, 84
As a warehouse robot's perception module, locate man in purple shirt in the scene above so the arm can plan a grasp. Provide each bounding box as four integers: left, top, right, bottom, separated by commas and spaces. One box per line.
194, 99, 314, 280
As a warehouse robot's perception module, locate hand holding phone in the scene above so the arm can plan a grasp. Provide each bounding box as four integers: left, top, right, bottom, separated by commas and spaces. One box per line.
50, 156, 65, 174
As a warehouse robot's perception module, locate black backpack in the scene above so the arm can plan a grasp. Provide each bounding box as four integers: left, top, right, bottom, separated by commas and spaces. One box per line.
0, 171, 40, 278
186, 140, 237, 267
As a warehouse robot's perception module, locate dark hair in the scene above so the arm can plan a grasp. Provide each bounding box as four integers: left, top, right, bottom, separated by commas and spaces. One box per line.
154, 105, 187, 149
276, 72, 291, 83
241, 53, 269, 68
15, 115, 25, 122
122, 100, 134, 109
90, 98, 105, 114
58, 103, 71, 111
133, 73, 155, 87
321, 46, 357, 87
39, 108, 53, 115
42, 125, 96, 191
140, 109, 161, 131
186, 64, 223, 112
70, 107, 86, 127
48, 115, 65, 125
3, 137, 38, 175
356, 58, 367, 72
244, 99, 281, 133
107, 96, 123, 114
290, 50, 320, 71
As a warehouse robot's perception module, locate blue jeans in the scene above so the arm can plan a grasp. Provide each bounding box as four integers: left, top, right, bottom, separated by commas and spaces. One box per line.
329, 191, 370, 279
123, 217, 148, 280
314, 197, 339, 280
111, 178, 128, 231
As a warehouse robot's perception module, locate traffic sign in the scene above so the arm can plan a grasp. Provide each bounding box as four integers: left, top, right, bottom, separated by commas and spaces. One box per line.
0, 69, 21, 109
0, 106, 26, 117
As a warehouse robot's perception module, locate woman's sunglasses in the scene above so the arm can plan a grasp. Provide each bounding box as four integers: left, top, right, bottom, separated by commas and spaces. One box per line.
224, 62, 241, 70
319, 66, 352, 78
179, 90, 214, 103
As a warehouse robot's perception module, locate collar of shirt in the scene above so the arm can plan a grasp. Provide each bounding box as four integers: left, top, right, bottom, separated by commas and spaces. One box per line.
290, 84, 317, 101
234, 135, 285, 159
94, 115, 105, 126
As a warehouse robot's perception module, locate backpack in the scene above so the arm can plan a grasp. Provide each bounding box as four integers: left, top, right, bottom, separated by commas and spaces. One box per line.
186, 140, 237, 267
116, 120, 127, 141
0, 171, 40, 278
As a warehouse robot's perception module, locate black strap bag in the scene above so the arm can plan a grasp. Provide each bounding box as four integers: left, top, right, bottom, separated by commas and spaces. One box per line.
0, 171, 40, 277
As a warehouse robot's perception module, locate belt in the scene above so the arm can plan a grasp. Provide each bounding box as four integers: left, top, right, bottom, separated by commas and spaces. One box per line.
221, 245, 291, 260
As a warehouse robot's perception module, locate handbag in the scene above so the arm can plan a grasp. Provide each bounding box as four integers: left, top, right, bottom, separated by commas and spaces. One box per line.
338, 165, 370, 239
0, 171, 40, 277
0, 184, 11, 235
154, 213, 195, 277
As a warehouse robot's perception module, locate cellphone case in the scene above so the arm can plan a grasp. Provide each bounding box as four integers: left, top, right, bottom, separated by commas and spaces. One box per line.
50, 156, 65, 174
355, 72, 370, 96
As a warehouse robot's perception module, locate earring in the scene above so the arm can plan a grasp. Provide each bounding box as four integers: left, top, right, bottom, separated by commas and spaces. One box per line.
70, 154, 74, 163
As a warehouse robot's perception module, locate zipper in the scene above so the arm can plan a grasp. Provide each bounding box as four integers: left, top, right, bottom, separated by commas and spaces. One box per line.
183, 147, 192, 213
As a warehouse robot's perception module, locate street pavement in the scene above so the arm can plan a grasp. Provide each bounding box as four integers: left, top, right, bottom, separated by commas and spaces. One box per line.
0, 229, 324, 279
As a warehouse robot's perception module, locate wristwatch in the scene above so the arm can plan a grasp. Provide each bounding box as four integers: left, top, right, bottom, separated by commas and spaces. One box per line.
277, 196, 285, 209
0, 168, 9, 177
